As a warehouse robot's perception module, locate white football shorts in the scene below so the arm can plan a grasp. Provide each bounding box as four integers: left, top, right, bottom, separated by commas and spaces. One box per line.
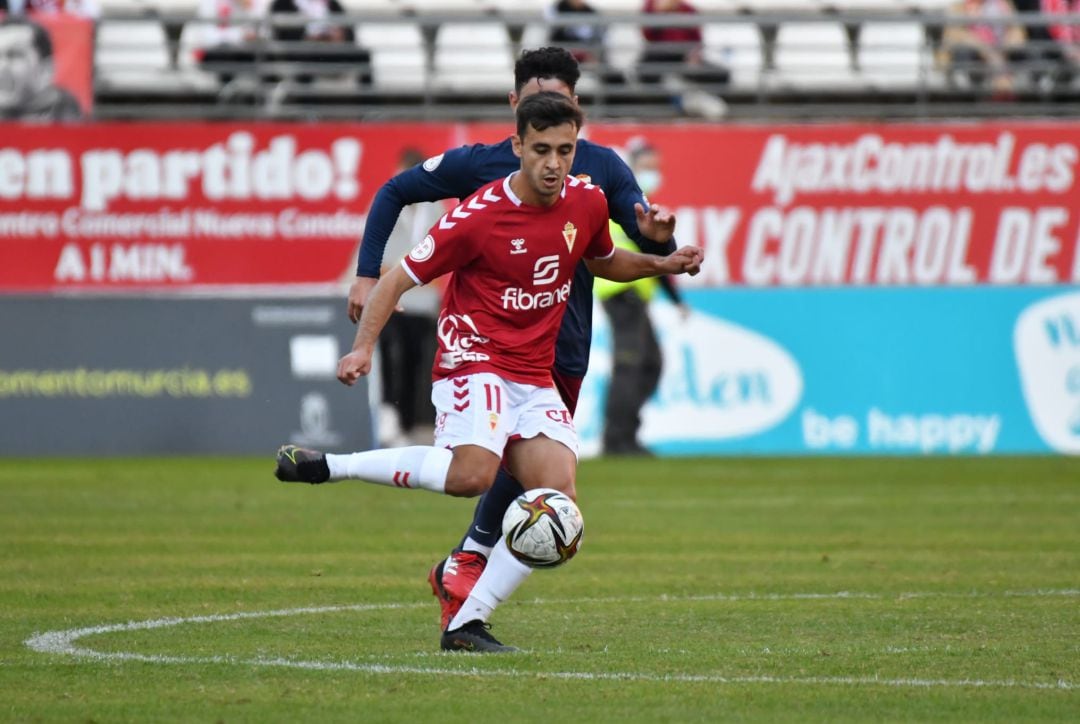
431, 372, 578, 458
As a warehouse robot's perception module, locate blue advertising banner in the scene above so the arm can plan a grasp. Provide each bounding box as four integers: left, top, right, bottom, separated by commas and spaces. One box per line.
578, 287, 1080, 456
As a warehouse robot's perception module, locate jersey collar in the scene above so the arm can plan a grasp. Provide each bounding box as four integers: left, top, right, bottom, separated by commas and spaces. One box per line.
503, 173, 567, 207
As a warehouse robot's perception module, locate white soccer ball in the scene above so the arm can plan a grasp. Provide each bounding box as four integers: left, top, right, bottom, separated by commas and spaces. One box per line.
501, 488, 584, 569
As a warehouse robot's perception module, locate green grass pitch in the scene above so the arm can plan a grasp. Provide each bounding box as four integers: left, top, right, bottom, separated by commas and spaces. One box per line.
2, 456, 1078, 722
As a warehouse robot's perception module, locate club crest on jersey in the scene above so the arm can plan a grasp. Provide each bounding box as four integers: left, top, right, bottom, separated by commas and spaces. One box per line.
409, 234, 435, 262
510, 238, 527, 255
562, 222, 577, 252
574, 173, 592, 183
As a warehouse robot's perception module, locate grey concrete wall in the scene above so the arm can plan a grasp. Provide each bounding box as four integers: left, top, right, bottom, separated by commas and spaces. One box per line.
0, 296, 374, 456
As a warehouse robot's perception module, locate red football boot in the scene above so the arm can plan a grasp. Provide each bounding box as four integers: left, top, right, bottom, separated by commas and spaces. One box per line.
427, 551, 488, 631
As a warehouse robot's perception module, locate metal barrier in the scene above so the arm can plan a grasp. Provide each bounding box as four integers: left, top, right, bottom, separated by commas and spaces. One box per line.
90, 9, 1080, 121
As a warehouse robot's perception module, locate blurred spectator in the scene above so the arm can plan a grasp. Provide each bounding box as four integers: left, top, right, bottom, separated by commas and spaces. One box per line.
941, 0, 1028, 93
22, 0, 99, 18
546, 0, 626, 84
637, 0, 728, 118
267, 0, 371, 86
546, 0, 605, 64
1014, 0, 1080, 88
371, 148, 445, 447
594, 138, 688, 457
0, 15, 82, 121
197, 0, 267, 86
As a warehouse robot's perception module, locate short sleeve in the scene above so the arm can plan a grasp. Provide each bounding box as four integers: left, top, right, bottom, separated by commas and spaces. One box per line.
400, 204, 483, 285
583, 191, 615, 260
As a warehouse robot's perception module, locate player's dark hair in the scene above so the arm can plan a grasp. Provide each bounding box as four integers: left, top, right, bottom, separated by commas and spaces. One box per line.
514, 46, 580, 94
0, 17, 53, 60
515, 91, 584, 138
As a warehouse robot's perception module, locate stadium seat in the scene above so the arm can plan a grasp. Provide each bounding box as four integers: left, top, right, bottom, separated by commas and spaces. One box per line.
476, 0, 547, 14
693, 0, 741, 11
817, 0, 906, 10
730, 0, 823, 12
356, 21, 429, 92
703, 22, 763, 89
95, 20, 174, 89
858, 21, 926, 89
584, 0, 642, 12
773, 21, 858, 87
393, 0, 485, 14
907, 0, 953, 11
175, 22, 228, 91
519, 22, 550, 52
603, 22, 643, 77
432, 22, 515, 92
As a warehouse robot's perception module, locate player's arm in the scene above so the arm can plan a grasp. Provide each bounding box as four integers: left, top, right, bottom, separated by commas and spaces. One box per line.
603, 147, 677, 255
586, 245, 703, 283
349, 149, 474, 322
602, 147, 685, 304
338, 265, 417, 386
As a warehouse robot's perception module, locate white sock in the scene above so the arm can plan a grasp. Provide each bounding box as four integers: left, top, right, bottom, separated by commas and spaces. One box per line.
325, 446, 451, 494
447, 538, 531, 631
461, 536, 494, 557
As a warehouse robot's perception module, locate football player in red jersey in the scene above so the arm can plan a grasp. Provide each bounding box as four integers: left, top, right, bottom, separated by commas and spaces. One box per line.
275, 93, 702, 652
351, 47, 687, 642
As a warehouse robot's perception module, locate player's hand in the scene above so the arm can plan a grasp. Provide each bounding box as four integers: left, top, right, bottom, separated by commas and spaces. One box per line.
347, 276, 403, 323
661, 245, 704, 276
337, 349, 373, 386
347, 277, 377, 323
634, 202, 676, 243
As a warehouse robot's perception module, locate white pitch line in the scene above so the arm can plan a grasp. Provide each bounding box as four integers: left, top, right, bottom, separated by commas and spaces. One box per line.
24, 590, 1079, 692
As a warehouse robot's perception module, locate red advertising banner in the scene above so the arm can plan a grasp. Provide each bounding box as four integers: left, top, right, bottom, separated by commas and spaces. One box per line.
0, 123, 450, 290
579, 122, 1080, 288
2, 121, 1079, 291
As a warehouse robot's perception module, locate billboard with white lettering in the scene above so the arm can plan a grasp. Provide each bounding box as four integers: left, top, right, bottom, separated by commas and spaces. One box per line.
0, 297, 373, 456
577, 287, 1079, 456
2, 121, 1077, 456
3, 121, 1078, 291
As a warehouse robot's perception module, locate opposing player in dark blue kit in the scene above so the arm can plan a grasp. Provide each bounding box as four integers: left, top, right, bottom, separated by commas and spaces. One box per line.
347, 47, 687, 633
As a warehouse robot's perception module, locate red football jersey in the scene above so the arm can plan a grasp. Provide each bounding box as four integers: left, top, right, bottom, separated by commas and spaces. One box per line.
401, 174, 615, 386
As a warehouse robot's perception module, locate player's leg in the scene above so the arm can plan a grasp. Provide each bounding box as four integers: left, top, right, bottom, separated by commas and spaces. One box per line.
455, 470, 525, 556
452, 365, 583, 553
442, 433, 576, 652
442, 384, 578, 652
275, 441, 497, 497
429, 368, 584, 628
427, 467, 524, 631
275, 373, 511, 497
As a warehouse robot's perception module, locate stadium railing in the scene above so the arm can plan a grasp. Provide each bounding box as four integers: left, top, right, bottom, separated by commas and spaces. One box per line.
89, 5, 1080, 121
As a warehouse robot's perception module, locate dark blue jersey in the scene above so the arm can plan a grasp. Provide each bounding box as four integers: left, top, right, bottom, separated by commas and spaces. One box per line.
358, 137, 678, 377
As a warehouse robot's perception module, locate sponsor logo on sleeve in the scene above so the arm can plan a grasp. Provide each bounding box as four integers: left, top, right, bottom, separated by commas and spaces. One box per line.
408, 235, 435, 263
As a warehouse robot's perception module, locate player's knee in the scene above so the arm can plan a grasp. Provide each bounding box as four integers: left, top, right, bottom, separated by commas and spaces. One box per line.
444, 468, 494, 498
552, 481, 577, 501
